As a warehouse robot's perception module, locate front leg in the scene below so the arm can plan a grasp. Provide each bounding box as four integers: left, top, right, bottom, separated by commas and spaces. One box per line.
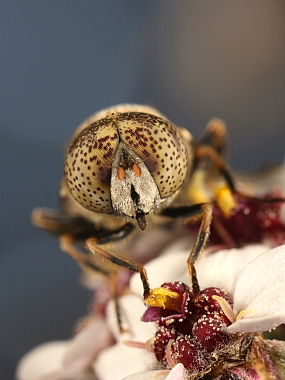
32, 207, 135, 243
86, 238, 151, 299
161, 202, 213, 294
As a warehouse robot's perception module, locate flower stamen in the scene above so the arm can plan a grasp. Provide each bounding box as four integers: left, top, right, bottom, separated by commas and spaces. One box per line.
123, 340, 146, 349
236, 309, 256, 321
165, 339, 176, 369
145, 288, 183, 312
212, 295, 236, 323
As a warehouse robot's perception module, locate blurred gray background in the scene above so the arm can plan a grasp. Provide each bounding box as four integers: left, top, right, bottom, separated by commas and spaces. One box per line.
2, 1, 285, 379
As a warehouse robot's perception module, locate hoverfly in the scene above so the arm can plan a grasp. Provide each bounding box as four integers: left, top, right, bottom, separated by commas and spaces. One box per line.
32, 104, 283, 282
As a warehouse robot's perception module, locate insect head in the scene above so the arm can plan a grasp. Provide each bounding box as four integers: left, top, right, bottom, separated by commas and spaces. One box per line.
64, 110, 190, 230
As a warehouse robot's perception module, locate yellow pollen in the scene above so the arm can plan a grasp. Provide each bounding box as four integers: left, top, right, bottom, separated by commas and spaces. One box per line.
145, 287, 183, 312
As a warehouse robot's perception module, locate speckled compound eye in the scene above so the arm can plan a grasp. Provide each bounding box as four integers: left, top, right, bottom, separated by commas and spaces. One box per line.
64, 111, 189, 218
64, 118, 118, 214
116, 112, 189, 198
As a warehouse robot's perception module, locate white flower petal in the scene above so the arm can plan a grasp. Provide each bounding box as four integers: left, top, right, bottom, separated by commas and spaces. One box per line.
164, 364, 185, 380
94, 344, 156, 380
228, 314, 285, 333
122, 371, 169, 380
130, 238, 192, 295
94, 294, 158, 380
16, 341, 69, 380
196, 244, 270, 293
106, 294, 156, 342
62, 317, 113, 371
131, 243, 270, 297
121, 364, 185, 380
17, 318, 113, 380
230, 244, 285, 332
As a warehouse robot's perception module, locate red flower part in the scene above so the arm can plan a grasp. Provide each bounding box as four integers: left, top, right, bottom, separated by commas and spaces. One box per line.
192, 313, 232, 352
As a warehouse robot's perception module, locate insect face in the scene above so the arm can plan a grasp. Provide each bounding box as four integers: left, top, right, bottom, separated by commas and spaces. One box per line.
64, 110, 191, 230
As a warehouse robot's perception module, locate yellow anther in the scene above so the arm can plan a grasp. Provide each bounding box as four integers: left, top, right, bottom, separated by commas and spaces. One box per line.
144, 287, 182, 312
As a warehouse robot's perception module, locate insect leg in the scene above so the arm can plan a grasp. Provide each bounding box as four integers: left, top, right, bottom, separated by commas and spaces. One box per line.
186, 203, 213, 294
198, 118, 228, 157
60, 235, 132, 332
193, 140, 285, 212
161, 202, 213, 293
86, 238, 151, 299
191, 118, 235, 190
194, 144, 235, 192
32, 207, 135, 243
59, 234, 112, 276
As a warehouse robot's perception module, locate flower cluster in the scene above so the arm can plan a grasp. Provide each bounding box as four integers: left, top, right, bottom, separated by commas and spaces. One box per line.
142, 283, 237, 372
17, 242, 285, 380
16, 163, 285, 380
127, 242, 285, 379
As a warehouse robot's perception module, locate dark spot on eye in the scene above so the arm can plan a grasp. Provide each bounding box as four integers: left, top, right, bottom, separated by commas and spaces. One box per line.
142, 149, 150, 157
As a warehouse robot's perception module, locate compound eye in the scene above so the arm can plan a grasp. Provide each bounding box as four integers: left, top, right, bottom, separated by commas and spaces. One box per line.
118, 113, 189, 198
64, 119, 119, 213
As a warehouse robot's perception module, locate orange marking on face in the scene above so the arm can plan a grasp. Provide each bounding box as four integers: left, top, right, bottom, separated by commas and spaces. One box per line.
117, 166, 125, 180
132, 163, 142, 177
